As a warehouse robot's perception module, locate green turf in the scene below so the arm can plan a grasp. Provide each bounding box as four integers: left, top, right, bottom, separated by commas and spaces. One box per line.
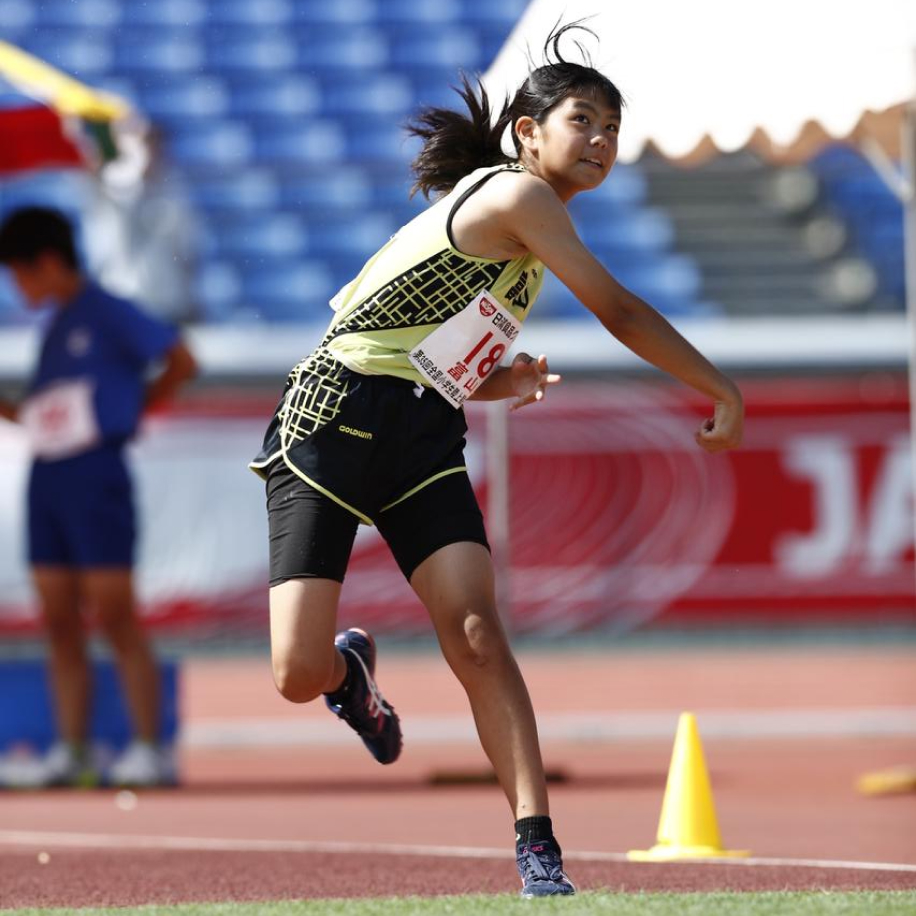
6, 892, 916, 916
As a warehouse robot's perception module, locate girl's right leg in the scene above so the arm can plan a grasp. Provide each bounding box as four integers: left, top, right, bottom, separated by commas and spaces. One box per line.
269, 578, 347, 702
265, 460, 356, 703
265, 461, 401, 762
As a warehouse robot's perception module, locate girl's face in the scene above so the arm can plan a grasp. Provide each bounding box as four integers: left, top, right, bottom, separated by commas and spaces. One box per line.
517, 94, 620, 201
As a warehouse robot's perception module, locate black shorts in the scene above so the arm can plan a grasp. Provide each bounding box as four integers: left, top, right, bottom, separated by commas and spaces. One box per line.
266, 459, 489, 584
262, 370, 489, 584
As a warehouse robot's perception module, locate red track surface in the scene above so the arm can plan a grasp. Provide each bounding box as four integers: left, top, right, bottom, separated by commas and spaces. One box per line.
1, 645, 915, 908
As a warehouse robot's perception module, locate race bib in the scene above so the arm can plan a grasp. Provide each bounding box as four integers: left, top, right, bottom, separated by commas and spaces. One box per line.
408, 290, 520, 408
20, 379, 101, 460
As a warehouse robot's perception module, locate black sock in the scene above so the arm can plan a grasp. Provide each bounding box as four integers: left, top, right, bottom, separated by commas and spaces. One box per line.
323, 650, 353, 699
515, 816, 557, 849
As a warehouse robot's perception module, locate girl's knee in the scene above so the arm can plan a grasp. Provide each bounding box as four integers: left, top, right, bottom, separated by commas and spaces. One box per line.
442, 609, 511, 674
271, 651, 333, 703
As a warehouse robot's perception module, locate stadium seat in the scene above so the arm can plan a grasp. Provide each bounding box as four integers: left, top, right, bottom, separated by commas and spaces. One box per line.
321, 74, 414, 117
206, 36, 297, 72
291, 0, 375, 25
277, 171, 373, 212
33, 0, 119, 28
24, 34, 113, 77
295, 31, 388, 70
374, 0, 461, 25
204, 0, 292, 26
460, 0, 529, 25
212, 215, 309, 260
343, 121, 422, 165
225, 75, 321, 119
577, 207, 675, 253
390, 30, 483, 70
809, 144, 904, 309
118, 0, 206, 26
305, 213, 397, 259
0, 0, 35, 31
113, 36, 204, 74
194, 261, 242, 322
188, 171, 280, 213
253, 122, 347, 167
141, 78, 229, 123
169, 122, 253, 168
243, 263, 336, 322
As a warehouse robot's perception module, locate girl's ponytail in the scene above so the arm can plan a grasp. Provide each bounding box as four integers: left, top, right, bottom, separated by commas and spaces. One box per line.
407, 76, 512, 199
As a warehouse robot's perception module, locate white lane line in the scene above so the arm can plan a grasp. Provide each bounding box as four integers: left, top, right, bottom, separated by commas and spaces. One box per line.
1, 830, 914, 873
183, 707, 916, 748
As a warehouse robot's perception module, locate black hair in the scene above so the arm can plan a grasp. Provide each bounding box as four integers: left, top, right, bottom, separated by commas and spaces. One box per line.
407, 22, 624, 199
0, 206, 80, 269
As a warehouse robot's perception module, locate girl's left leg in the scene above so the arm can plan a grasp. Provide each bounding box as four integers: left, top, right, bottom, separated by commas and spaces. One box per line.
408, 540, 548, 819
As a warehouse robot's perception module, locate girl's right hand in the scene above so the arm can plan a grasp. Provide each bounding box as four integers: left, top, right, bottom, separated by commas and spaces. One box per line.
508, 352, 562, 411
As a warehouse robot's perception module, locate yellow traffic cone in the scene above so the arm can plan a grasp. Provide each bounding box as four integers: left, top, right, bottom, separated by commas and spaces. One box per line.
856, 765, 916, 796
628, 712, 750, 860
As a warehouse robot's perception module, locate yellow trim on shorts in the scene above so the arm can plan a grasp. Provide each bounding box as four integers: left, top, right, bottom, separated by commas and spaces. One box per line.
277, 454, 375, 526
380, 466, 468, 513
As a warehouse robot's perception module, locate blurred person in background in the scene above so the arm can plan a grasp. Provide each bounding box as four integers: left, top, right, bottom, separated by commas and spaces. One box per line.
0, 206, 197, 788
251, 25, 743, 897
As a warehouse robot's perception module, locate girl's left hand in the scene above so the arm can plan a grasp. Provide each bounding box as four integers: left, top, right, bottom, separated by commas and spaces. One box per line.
509, 352, 561, 411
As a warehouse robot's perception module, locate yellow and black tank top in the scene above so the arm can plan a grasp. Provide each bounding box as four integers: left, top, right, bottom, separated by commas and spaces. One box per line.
251, 163, 544, 475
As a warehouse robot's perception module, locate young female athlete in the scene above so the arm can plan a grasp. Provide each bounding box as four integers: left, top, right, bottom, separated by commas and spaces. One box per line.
251, 25, 743, 897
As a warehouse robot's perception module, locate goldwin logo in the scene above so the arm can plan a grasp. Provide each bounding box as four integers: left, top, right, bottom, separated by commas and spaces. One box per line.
339, 425, 373, 440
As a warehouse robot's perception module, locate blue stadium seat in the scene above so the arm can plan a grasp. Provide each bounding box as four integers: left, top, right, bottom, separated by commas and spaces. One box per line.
243, 263, 336, 322
188, 171, 280, 213
211, 215, 309, 260
389, 30, 482, 70
194, 261, 242, 322
119, 0, 206, 26
343, 121, 422, 165
34, 0, 119, 28
24, 33, 113, 77
253, 122, 347, 167
407, 75, 468, 111
204, 0, 292, 26
225, 75, 320, 119
305, 213, 396, 259
291, 0, 375, 25
460, 0, 529, 25
168, 122, 253, 168
810, 144, 904, 307
374, 0, 460, 25
206, 35, 297, 72
141, 78, 229, 123
113, 35, 204, 73
278, 171, 373, 212
296, 31, 388, 70
321, 74, 413, 117
575, 208, 674, 253
0, 0, 36, 31
618, 254, 703, 303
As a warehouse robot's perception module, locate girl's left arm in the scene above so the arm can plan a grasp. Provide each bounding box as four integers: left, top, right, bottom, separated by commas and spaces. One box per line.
503, 178, 743, 452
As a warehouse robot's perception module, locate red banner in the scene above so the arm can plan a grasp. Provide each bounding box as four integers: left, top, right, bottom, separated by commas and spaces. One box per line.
0, 374, 911, 636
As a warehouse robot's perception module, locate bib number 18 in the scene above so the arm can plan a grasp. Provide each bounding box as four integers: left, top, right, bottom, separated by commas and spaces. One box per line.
464, 332, 506, 379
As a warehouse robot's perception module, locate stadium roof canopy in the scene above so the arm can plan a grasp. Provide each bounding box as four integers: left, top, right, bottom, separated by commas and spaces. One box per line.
484, 0, 916, 164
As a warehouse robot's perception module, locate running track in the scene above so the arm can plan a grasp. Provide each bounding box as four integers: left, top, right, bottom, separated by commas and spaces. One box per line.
1, 644, 915, 907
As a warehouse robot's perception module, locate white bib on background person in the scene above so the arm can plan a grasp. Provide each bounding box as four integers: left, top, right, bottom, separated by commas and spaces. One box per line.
20, 379, 101, 460
408, 290, 520, 408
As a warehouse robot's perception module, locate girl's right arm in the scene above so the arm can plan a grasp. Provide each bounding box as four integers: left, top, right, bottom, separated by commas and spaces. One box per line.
500, 177, 744, 452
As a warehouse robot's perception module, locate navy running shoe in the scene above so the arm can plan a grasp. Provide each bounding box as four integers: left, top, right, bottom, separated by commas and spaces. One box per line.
324, 628, 402, 765
517, 840, 576, 898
